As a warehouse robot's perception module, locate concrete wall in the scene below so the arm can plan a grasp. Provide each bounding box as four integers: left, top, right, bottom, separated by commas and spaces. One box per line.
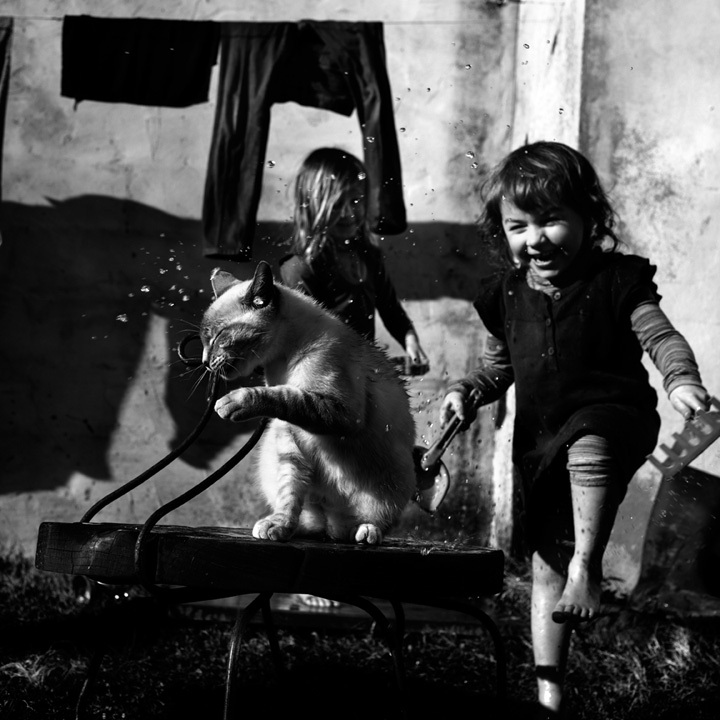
0, 1, 517, 552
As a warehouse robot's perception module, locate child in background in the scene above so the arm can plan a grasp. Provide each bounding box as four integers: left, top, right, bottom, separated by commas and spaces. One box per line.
279, 147, 429, 369
438, 141, 709, 717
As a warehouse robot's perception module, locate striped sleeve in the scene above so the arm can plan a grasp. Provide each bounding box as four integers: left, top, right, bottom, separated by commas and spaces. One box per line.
631, 301, 704, 394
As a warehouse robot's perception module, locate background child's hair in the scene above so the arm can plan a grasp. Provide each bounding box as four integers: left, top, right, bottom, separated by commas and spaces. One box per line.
478, 141, 620, 266
291, 148, 372, 261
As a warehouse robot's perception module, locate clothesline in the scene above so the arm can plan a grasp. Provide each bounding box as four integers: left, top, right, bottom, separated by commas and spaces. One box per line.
7, 16, 510, 25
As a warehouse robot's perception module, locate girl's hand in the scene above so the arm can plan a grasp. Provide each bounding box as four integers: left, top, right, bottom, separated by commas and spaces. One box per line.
669, 384, 710, 420
404, 331, 430, 367
440, 391, 470, 429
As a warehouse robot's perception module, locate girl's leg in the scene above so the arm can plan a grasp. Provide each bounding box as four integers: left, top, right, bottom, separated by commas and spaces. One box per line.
532, 549, 571, 715
552, 482, 620, 623
552, 433, 622, 623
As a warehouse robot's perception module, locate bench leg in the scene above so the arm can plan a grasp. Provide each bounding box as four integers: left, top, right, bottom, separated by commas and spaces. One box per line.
320, 593, 409, 720
425, 598, 507, 701
388, 599, 408, 717
259, 595, 285, 678
74, 645, 105, 720
224, 592, 281, 720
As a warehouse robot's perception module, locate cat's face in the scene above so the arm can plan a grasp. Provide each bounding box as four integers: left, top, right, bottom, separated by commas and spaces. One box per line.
200, 261, 279, 380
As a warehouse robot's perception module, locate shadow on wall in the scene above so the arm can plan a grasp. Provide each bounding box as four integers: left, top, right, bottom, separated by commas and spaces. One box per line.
635, 466, 720, 612
0, 195, 494, 496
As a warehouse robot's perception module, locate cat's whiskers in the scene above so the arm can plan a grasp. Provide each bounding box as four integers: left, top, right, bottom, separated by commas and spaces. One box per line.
186, 366, 214, 399
177, 319, 201, 332
176, 365, 201, 380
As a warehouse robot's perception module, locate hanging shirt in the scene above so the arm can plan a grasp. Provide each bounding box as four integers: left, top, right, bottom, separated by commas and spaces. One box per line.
61, 15, 220, 107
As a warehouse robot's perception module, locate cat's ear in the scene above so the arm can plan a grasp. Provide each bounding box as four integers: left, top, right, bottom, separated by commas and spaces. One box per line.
248, 261, 278, 308
210, 268, 239, 299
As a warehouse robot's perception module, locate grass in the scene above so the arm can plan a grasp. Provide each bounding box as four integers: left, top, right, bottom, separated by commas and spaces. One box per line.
1, 552, 720, 720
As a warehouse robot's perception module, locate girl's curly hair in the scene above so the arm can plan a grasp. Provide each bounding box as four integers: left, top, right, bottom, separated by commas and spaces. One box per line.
478, 141, 620, 266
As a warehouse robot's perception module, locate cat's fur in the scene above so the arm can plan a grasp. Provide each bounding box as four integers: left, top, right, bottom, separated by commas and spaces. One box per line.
200, 261, 416, 544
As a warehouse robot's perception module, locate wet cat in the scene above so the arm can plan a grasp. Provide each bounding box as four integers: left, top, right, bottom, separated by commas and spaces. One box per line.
200, 260, 416, 544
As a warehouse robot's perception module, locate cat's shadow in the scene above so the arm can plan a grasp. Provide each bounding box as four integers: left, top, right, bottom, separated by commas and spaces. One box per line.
0, 196, 276, 495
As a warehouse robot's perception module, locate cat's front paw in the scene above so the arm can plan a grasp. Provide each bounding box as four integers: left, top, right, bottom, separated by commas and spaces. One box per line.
215, 390, 250, 422
253, 515, 295, 542
354, 524, 383, 545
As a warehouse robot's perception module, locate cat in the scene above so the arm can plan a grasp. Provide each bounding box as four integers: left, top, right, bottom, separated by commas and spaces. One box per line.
199, 260, 416, 545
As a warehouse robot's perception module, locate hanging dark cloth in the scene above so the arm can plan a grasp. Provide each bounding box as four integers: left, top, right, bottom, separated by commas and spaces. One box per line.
202, 21, 407, 260
60, 15, 220, 107
0, 18, 12, 203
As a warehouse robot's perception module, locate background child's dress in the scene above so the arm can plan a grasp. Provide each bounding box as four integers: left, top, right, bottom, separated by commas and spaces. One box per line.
280, 238, 415, 345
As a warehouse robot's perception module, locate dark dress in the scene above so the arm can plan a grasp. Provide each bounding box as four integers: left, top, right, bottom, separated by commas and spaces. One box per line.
472, 250, 662, 547
278, 243, 413, 345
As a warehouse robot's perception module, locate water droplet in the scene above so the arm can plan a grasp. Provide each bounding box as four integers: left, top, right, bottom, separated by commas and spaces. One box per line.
366, 136, 375, 143
399, 127, 406, 132
140, 285, 150, 293
523, 43, 530, 49
558, 107, 564, 114
116, 314, 128, 323
159, 268, 168, 274
471, 162, 478, 169
465, 151, 475, 159
464, 64, 472, 70
266, 160, 275, 168
357, 172, 367, 180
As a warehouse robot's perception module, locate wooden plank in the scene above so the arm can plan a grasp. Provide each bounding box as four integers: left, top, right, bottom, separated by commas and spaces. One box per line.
36, 522, 504, 601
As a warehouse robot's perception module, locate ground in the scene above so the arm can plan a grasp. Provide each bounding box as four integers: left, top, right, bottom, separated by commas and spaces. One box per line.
1, 553, 720, 720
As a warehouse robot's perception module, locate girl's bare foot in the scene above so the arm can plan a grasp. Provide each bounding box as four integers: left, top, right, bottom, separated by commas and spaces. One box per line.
552, 557, 601, 623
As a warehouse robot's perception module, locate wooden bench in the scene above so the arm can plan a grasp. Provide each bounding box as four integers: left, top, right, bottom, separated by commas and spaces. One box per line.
36, 521, 506, 718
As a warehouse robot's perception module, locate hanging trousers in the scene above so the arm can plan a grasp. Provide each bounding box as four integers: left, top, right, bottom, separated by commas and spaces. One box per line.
202, 21, 407, 260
